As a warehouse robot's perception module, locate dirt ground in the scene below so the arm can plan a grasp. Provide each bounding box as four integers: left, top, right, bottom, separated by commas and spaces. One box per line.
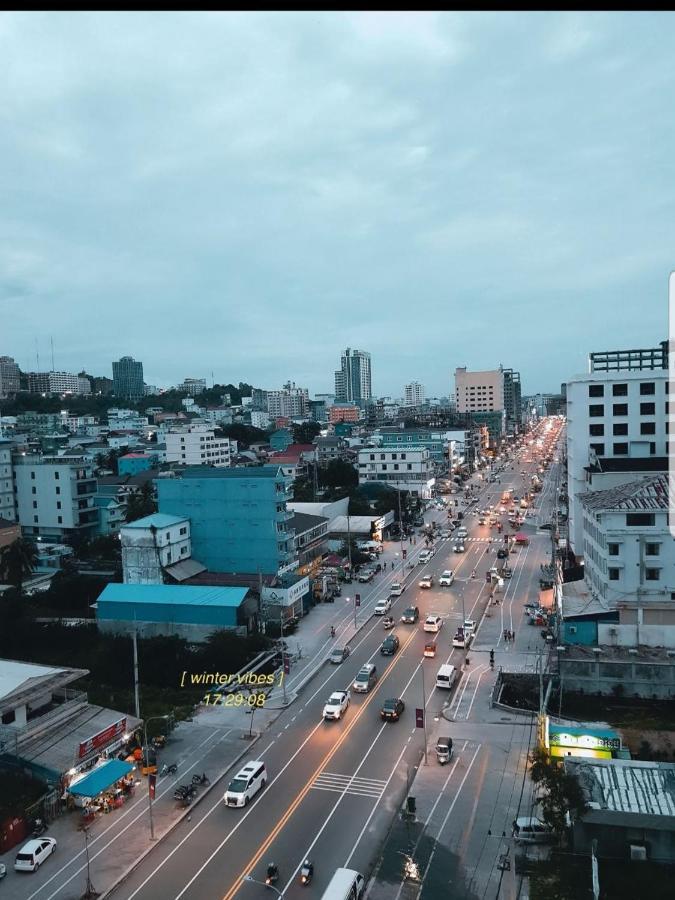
618, 727, 675, 761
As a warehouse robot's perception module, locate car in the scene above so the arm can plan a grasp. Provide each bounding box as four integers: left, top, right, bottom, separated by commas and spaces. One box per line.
400, 606, 419, 624
353, 663, 378, 693
323, 690, 350, 720
0, 862, 5, 879
374, 598, 392, 615
463, 619, 476, 635
424, 615, 443, 633
329, 646, 350, 664
418, 575, 433, 589
381, 634, 400, 655
424, 642, 437, 657
452, 628, 471, 648
357, 569, 375, 583
478, 518, 486, 525
456, 528, 468, 538
413, 517, 424, 527
453, 543, 465, 553
14, 838, 57, 873
539, 523, 553, 530
439, 529, 451, 539
418, 549, 433, 564
439, 570, 455, 586
389, 582, 404, 597
497, 549, 508, 560
380, 698, 405, 721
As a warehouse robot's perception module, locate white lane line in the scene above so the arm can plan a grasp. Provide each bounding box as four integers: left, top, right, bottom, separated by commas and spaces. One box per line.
464, 664, 489, 720
27, 728, 227, 900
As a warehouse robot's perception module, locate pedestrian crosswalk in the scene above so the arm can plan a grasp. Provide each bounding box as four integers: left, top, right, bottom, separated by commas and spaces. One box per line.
312, 772, 387, 799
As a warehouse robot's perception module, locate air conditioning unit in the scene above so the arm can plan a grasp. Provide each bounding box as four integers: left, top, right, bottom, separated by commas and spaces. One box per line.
592, 647, 604, 654
630, 844, 648, 862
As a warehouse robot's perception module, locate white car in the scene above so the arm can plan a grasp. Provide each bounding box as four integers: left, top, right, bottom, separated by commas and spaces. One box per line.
14, 838, 57, 872
323, 690, 350, 720
452, 629, 472, 648
439, 570, 455, 586
389, 582, 404, 597
418, 549, 434, 564
453, 543, 465, 553
374, 598, 392, 615
418, 575, 433, 589
423, 615, 443, 633
463, 619, 476, 636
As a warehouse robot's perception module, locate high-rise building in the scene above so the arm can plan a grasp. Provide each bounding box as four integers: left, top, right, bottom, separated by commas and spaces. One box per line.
165, 424, 232, 467
404, 382, 425, 406
502, 368, 522, 434
335, 348, 372, 407
0, 356, 21, 398
25, 371, 91, 395
0, 439, 16, 521
266, 382, 310, 418
454, 367, 504, 413
112, 356, 144, 402
178, 378, 207, 396
14, 454, 98, 540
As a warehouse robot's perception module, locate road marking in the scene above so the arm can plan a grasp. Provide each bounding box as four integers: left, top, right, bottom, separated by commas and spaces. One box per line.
312, 772, 387, 799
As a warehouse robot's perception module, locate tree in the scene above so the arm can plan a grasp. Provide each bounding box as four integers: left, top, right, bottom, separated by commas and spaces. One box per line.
292, 422, 321, 445
318, 459, 358, 491
126, 482, 156, 523
338, 539, 370, 568
529, 747, 588, 834
0, 538, 38, 593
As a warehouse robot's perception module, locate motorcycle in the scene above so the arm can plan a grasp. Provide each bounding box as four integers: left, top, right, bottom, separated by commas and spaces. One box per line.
192, 772, 210, 786
300, 860, 314, 885
266, 864, 279, 886
151, 735, 166, 750
160, 762, 178, 777
382, 616, 395, 630
32, 818, 47, 837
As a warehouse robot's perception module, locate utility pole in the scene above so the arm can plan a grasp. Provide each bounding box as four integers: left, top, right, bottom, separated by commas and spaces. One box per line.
279, 605, 287, 704
347, 509, 353, 574
420, 663, 428, 765
132, 615, 141, 719
397, 483, 405, 576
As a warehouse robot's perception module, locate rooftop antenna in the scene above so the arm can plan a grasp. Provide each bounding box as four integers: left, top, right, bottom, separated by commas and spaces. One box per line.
35, 337, 40, 372
51, 336, 55, 372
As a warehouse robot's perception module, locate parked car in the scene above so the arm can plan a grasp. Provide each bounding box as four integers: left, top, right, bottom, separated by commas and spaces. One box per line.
418, 575, 433, 589
389, 582, 404, 597
14, 838, 57, 873
374, 598, 392, 616
380, 698, 405, 721
439, 570, 455, 586
329, 646, 350, 664
400, 606, 419, 624
463, 619, 476, 636
323, 690, 350, 720
381, 635, 400, 656
357, 569, 375, 583
424, 615, 443, 633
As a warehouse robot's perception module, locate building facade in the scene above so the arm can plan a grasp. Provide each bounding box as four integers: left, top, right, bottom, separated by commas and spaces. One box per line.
329, 404, 360, 424
404, 382, 425, 407
165, 424, 232, 467
335, 348, 372, 407
502, 368, 522, 434
0, 439, 16, 522
14, 455, 98, 540
178, 378, 207, 395
26, 371, 91, 395
0, 356, 21, 398
357, 446, 435, 499
120, 513, 192, 583
266, 382, 310, 419
112, 356, 144, 402
454, 367, 504, 414
157, 466, 296, 576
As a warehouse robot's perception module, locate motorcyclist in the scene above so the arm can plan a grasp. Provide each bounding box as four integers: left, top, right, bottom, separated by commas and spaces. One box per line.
490, 649, 495, 668
330, 625, 336, 638
300, 859, 314, 884
266, 863, 279, 884
471, 569, 476, 579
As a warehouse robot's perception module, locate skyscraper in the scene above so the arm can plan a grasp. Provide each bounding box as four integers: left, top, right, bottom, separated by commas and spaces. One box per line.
112, 356, 144, 402
334, 348, 372, 407
404, 382, 425, 406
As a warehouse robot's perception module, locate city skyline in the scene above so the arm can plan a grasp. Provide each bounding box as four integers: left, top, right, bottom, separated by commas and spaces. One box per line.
2, 12, 670, 394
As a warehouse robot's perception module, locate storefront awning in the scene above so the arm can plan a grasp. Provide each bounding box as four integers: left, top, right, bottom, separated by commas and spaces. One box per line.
68, 759, 134, 797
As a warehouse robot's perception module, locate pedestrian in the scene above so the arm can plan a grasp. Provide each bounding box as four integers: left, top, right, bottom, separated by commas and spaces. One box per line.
503, 629, 508, 642
510, 630, 515, 642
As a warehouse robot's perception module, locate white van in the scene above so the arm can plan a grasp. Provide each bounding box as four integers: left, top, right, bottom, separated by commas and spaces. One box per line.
435, 664, 457, 690
224, 760, 267, 807
512, 816, 555, 844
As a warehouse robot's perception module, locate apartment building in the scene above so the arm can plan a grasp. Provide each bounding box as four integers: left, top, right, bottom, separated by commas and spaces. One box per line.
266, 382, 310, 419
0, 439, 16, 522
335, 348, 372, 407
178, 378, 207, 395
357, 446, 435, 499
455, 367, 504, 413
0, 356, 21, 397
26, 371, 91, 395
120, 512, 193, 583
404, 382, 425, 406
165, 424, 232, 467
566, 343, 667, 556
14, 455, 98, 540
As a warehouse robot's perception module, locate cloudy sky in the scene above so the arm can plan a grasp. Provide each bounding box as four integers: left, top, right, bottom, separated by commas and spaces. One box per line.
2, 11, 673, 397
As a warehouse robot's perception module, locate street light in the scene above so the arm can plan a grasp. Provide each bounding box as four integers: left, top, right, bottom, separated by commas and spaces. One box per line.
143, 714, 169, 839
244, 874, 283, 898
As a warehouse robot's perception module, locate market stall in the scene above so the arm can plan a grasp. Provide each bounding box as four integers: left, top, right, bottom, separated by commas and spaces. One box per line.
67, 759, 135, 817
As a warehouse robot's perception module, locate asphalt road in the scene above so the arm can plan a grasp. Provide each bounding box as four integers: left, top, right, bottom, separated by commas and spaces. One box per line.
110, 421, 564, 900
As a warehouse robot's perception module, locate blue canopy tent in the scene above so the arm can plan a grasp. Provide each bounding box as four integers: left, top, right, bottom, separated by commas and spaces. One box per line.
68, 760, 134, 797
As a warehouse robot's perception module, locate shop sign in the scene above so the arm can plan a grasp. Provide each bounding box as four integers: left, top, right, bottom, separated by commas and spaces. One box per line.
77, 717, 127, 760
262, 577, 309, 608
549, 731, 620, 752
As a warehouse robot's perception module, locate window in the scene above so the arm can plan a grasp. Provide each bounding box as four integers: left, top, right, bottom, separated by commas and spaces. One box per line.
33, 515, 38, 523
613, 403, 628, 416
31, 486, 36, 494
645, 568, 660, 581
54, 471, 59, 479
589, 424, 604, 436
590, 443, 605, 455
645, 543, 660, 556
640, 382, 655, 395
32, 500, 37, 508
588, 404, 604, 417
613, 423, 628, 436
613, 442, 628, 455
608, 543, 620, 556
608, 568, 620, 581
55, 486, 60, 495
588, 385, 604, 397
640, 422, 655, 435
56, 501, 61, 510
57, 516, 62, 524
31, 471, 35, 480
612, 383, 628, 396
180, 527, 187, 536
640, 402, 655, 415
626, 513, 655, 526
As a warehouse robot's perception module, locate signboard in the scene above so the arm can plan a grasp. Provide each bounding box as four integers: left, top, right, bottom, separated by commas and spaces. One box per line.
549, 732, 621, 751
77, 717, 127, 760
262, 576, 310, 608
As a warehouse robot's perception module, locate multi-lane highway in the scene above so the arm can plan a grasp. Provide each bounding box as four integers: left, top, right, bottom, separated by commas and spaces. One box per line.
110, 418, 565, 900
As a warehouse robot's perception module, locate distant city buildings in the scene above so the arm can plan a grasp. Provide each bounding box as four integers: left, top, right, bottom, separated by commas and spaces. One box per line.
335, 348, 372, 408
0, 356, 21, 397
165, 424, 232, 467
178, 377, 207, 396
112, 356, 144, 402
25, 371, 91, 395
357, 446, 435, 499
266, 382, 310, 419
404, 381, 425, 406
454, 364, 523, 439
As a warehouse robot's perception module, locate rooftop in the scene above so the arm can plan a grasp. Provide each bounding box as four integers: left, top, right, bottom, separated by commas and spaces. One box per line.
98, 583, 249, 608
178, 465, 286, 480
579, 474, 668, 512
0, 659, 87, 707
122, 513, 188, 530
560, 581, 614, 619
289, 512, 328, 533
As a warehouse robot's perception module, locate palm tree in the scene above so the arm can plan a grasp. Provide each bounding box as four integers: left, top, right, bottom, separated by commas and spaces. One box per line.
0, 538, 39, 593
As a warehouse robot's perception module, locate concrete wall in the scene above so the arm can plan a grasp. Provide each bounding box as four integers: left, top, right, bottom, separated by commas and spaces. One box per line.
98, 618, 246, 642
598, 622, 675, 649
572, 819, 675, 862
559, 655, 675, 698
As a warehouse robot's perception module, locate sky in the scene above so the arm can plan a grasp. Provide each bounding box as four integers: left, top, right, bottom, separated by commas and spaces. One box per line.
2, 11, 674, 397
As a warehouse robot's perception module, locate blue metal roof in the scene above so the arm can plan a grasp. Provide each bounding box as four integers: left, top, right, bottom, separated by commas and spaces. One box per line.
98, 583, 248, 608
123, 513, 188, 529
68, 759, 134, 797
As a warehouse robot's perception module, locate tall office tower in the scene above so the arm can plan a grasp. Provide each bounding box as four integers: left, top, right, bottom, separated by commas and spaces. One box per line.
334, 348, 372, 407
112, 356, 144, 402
0, 356, 21, 398
502, 368, 522, 434
404, 382, 425, 406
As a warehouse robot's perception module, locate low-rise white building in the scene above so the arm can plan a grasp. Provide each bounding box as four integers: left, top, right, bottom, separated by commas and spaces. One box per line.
107, 408, 149, 431
121, 512, 194, 583
165, 424, 232, 467
14, 454, 99, 540
580, 474, 675, 647
357, 446, 435, 499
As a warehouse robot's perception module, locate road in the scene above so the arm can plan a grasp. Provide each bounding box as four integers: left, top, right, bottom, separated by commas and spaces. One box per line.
106, 421, 564, 900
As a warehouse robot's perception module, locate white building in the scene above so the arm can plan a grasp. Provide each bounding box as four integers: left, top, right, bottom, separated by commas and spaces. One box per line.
0, 439, 16, 521
251, 410, 271, 429
178, 378, 207, 396
357, 446, 435, 499
335, 348, 372, 407
107, 408, 150, 431
578, 475, 675, 648
165, 424, 232, 467
14, 455, 98, 540
404, 382, 425, 406
26, 371, 91, 395
121, 513, 198, 584
266, 383, 310, 419
566, 346, 667, 556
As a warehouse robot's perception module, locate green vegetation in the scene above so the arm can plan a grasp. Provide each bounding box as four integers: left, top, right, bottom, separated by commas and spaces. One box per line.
529, 747, 588, 834
0, 771, 48, 821
0, 537, 38, 592
126, 482, 157, 522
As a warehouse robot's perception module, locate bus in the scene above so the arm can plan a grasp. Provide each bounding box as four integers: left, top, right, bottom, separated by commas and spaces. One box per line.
320, 867, 366, 900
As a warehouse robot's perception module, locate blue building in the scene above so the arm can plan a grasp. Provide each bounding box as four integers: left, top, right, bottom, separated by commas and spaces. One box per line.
96, 582, 254, 640
157, 466, 295, 576
378, 428, 447, 467
118, 452, 159, 476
